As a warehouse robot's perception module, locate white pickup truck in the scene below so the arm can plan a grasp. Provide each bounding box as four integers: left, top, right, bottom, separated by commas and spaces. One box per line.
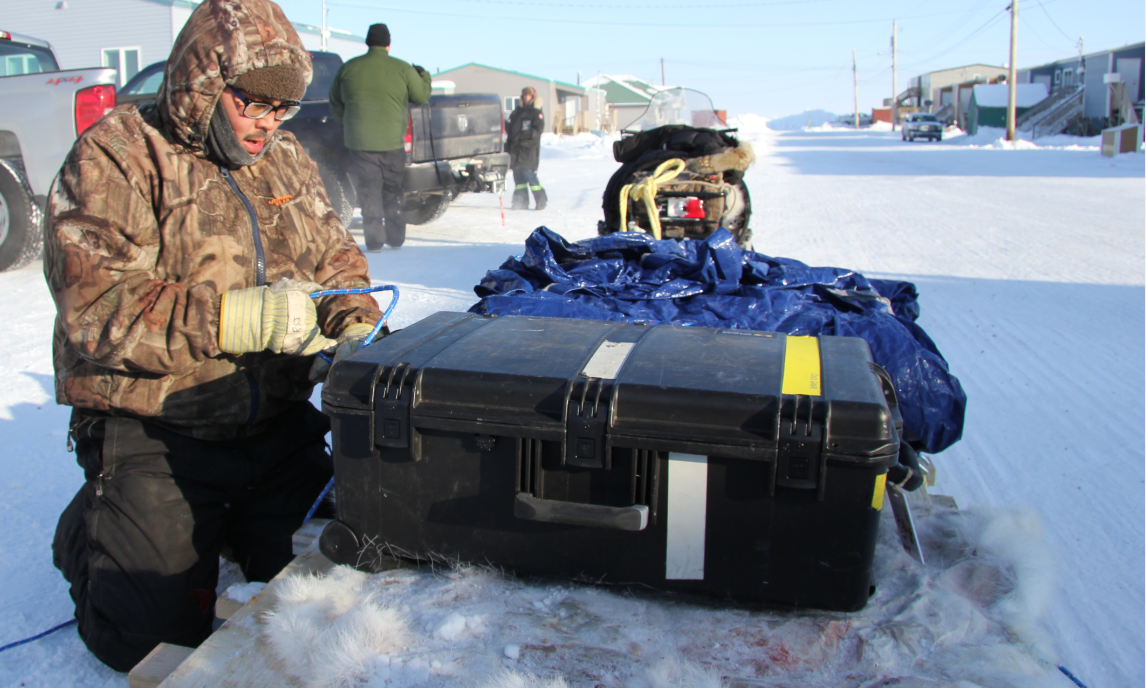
0, 30, 117, 271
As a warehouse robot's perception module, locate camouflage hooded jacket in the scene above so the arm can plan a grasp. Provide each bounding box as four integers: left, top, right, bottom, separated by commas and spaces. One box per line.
43, 0, 382, 439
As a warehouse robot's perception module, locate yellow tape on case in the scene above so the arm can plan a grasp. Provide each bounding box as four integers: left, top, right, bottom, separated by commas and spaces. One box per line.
781, 335, 822, 396
872, 473, 887, 510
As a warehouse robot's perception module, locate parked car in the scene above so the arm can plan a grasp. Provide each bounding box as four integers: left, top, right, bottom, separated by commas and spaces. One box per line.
0, 30, 118, 271
837, 113, 874, 127
902, 113, 944, 142
120, 54, 509, 235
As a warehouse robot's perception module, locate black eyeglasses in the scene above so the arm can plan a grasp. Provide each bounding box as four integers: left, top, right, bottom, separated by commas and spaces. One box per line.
231, 89, 301, 121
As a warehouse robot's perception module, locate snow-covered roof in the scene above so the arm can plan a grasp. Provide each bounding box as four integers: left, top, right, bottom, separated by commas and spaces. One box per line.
582, 74, 668, 103
972, 83, 1048, 108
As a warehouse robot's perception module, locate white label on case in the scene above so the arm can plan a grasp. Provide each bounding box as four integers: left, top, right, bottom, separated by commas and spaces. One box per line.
580, 341, 634, 380
665, 453, 708, 580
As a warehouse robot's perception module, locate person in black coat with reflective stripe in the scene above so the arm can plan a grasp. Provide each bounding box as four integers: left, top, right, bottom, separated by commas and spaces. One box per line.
506, 86, 547, 209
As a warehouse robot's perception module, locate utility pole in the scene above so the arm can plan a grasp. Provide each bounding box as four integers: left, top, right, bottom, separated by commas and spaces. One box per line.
320, 0, 328, 51
660, 58, 665, 86
1006, 2, 1018, 141
853, 49, 860, 129
891, 20, 898, 130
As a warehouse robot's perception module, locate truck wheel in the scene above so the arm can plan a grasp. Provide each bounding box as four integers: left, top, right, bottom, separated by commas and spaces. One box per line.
316, 162, 355, 229
0, 163, 43, 272
405, 193, 451, 226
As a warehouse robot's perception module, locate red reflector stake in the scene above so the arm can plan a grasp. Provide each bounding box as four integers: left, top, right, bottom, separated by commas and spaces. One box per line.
75, 84, 116, 135
684, 198, 706, 219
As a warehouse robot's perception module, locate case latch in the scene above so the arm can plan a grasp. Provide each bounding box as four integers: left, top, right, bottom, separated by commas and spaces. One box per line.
565, 376, 611, 468
777, 395, 824, 492
372, 362, 413, 450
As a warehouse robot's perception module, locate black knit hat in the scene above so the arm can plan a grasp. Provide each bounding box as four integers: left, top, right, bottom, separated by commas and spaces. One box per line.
232, 64, 306, 102
366, 23, 391, 47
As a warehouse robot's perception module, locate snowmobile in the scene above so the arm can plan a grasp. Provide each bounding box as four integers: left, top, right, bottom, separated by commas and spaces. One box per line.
598, 88, 755, 248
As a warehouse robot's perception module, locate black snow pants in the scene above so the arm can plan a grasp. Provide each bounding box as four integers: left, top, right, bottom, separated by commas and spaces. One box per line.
511, 168, 546, 210
52, 402, 332, 672
347, 148, 407, 250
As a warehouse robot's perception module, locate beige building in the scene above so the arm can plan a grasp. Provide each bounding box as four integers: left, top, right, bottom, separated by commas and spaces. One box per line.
907, 64, 1009, 125
433, 63, 603, 133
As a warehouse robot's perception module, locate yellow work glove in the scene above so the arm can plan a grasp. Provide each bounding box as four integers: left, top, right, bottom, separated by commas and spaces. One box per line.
308, 322, 380, 383
218, 278, 337, 356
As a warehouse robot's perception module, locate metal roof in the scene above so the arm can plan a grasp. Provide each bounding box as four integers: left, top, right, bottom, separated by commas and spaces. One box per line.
436, 63, 584, 93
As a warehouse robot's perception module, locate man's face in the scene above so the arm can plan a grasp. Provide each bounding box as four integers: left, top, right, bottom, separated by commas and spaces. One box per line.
522, 92, 533, 105
218, 87, 284, 156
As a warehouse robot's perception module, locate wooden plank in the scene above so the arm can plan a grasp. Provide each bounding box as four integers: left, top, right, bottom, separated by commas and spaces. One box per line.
128, 643, 195, 688
157, 538, 337, 687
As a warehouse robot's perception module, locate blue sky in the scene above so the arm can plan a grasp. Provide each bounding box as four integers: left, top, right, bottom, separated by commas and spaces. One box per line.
277, 0, 1144, 118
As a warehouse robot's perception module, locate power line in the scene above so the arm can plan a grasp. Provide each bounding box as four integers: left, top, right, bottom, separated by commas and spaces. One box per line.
428, 0, 844, 8
1033, 0, 1076, 43
327, 1, 976, 29
907, 8, 1008, 69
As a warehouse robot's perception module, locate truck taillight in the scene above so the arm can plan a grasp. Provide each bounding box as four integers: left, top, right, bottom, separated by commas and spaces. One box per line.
75, 84, 116, 135
404, 112, 413, 153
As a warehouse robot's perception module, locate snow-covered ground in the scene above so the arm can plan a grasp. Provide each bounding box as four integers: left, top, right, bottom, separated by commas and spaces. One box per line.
0, 125, 1141, 687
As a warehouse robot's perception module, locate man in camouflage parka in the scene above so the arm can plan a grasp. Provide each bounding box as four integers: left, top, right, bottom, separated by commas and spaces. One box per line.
43, 0, 383, 670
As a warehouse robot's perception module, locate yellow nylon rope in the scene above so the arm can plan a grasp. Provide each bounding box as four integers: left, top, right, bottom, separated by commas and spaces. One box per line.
618, 158, 686, 240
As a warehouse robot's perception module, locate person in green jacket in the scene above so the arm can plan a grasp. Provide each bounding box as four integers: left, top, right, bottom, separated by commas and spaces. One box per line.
330, 24, 431, 250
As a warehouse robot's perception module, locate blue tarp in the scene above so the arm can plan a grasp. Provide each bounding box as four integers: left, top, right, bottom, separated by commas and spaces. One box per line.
469, 227, 966, 453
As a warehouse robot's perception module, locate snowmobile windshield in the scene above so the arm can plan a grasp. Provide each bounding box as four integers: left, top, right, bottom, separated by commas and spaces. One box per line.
624, 88, 729, 132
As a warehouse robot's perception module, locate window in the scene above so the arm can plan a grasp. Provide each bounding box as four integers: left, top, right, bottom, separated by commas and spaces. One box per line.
1063, 68, 1074, 86
504, 96, 520, 112
121, 65, 164, 96
102, 47, 141, 87
304, 51, 343, 102
0, 40, 58, 76
1053, 70, 1062, 85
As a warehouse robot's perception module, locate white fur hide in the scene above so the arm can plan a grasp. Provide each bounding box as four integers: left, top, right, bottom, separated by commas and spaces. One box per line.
259, 505, 1061, 688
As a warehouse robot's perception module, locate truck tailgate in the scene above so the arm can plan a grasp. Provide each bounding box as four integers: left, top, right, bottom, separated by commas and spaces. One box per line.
409, 94, 503, 164
0, 67, 118, 196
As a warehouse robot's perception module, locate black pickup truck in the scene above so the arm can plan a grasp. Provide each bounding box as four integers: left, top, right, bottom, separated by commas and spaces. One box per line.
119, 52, 510, 234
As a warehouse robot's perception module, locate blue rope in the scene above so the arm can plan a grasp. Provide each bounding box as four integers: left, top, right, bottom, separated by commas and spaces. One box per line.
304, 284, 400, 524
0, 619, 76, 654
311, 284, 399, 363
1058, 665, 1087, 688
302, 476, 337, 527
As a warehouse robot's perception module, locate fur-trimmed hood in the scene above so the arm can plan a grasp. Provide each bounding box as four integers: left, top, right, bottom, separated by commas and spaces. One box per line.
157, 0, 312, 151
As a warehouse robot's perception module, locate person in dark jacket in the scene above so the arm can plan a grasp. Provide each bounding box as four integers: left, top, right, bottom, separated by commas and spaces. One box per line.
506, 86, 547, 210
329, 23, 432, 249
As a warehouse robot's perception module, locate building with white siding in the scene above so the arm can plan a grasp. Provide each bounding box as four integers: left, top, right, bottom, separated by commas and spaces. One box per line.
2, 0, 364, 87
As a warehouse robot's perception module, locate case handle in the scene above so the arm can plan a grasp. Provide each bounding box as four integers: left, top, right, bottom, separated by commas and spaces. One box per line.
870, 362, 898, 410
514, 494, 648, 531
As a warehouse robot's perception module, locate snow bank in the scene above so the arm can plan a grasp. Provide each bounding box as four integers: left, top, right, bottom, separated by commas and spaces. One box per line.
260, 501, 1065, 687
726, 112, 771, 137
869, 120, 892, 131
766, 109, 838, 131
540, 131, 617, 160
945, 126, 1101, 150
